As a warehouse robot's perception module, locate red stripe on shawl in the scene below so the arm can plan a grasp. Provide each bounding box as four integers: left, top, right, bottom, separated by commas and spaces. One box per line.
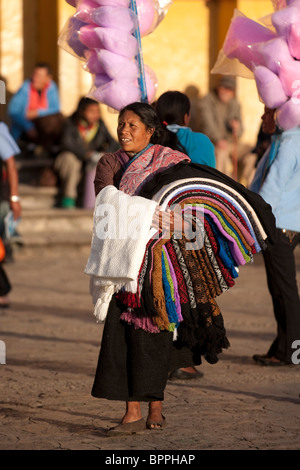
164, 240, 190, 305
167, 188, 250, 233
167, 187, 257, 254
119, 144, 190, 196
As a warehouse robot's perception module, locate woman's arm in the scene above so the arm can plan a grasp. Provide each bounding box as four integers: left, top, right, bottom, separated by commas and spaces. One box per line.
5, 156, 21, 220
94, 153, 123, 195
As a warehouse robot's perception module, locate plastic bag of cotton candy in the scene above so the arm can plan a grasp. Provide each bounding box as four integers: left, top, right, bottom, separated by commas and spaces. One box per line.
212, 0, 300, 130
58, 0, 173, 110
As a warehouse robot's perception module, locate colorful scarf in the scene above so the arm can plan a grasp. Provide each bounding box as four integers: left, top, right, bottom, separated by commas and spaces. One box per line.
27, 83, 49, 111
119, 144, 190, 196
78, 120, 99, 143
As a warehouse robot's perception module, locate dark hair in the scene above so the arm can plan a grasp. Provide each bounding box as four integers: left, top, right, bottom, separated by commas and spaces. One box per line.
156, 91, 190, 125
155, 91, 190, 154
73, 96, 100, 123
118, 102, 161, 143
34, 62, 53, 76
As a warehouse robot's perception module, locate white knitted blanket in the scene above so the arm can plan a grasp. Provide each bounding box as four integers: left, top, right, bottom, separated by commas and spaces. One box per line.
84, 185, 158, 322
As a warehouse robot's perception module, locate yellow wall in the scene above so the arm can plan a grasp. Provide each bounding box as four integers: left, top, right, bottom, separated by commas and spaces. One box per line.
0, 0, 277, 145
142, 1, 210, 99
0, 0, 23, 93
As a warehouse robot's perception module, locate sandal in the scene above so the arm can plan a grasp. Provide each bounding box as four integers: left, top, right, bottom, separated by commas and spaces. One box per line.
106, 418, 146, 437
255, 355, 290, 366
168, 369, 203, 380
146, 415, 166, 430
0, 295, 10, 308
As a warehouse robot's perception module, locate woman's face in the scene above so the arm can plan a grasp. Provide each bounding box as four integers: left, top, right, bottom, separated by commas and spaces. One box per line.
261, 107, 276, 135
83, 104, 101, 125
117, 110, 154, 155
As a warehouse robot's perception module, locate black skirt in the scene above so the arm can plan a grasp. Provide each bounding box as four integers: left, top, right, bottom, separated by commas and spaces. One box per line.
92, 295, 174, 402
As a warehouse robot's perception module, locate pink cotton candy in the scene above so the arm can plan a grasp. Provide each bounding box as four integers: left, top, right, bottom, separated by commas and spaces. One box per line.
94, 73, 111, 88
272, 0, 300, 37
85, 50, 106, 74
288, 22, 300, 59
223, 15, 277, 71
253, 37, 290, 74
278, 57, 300, 97
79, 24, 104, 49
79, 25, 138, 58
276, 97, 300, 129
61, 0, 167, 114
136, 0, 157, 36
92, 0, 130, 6
95, 49, 139, 80
91, 6, 137, 33
212, 0, 300, 129
92, 79, 142, 110
85, 49, 139, 79
254, 65, 288, 108
75, 0, 100, 23
138, 64, 158, 103
92, 68, 158, 109
64, 16, 89, 59
254, 37, 300, 97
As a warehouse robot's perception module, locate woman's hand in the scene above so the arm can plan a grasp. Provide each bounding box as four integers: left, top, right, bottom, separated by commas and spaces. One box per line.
10, 201, 22, 221
151, 206, 204, 249
151, 206, 188, 238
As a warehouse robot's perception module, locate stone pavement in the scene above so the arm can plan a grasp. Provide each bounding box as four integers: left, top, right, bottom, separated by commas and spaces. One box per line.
0, 242, 299, 452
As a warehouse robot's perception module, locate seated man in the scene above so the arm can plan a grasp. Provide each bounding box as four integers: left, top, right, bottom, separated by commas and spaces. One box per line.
54, 97, 119, 208
197, 75, 251, 180
8, 62, 64, 155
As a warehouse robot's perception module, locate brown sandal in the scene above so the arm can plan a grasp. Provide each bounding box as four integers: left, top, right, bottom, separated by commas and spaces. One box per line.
106, 418, 146, 437
146, 415, 166, 430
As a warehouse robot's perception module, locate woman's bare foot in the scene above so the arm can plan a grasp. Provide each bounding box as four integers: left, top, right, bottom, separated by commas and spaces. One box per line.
121, 401, 143, 424
147, 401, 165, 429
180, 366, 197, 373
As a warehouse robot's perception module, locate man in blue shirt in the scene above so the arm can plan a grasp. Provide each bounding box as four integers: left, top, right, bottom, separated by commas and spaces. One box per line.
251, 107, 300, 366
8, 63, 64, 154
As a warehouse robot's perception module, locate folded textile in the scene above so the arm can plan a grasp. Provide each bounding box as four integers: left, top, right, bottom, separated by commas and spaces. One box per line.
85, 185, 158, 322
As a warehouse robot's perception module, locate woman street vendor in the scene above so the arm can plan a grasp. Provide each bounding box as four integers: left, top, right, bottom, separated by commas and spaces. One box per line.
85, 101, 276, 436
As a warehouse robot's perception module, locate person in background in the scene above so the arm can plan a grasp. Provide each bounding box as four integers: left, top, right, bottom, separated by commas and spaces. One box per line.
8, 62, 64, 156
184, 84, 203, 133
155, 90, 216, 381
251, 107, 300, 366
54, 97, 119, 209
0, 121, 22, 307
197, 76, 250, 179
238, 122, 272, 188
155, 90, 216, 168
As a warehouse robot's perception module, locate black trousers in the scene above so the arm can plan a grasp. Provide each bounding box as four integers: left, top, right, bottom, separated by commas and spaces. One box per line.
263, 228, 300, 363
0, 263, 11, 296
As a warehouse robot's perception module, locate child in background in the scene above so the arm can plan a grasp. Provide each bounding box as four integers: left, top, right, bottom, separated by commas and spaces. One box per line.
155, 90, 216, 382
155, 90, 216, 168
